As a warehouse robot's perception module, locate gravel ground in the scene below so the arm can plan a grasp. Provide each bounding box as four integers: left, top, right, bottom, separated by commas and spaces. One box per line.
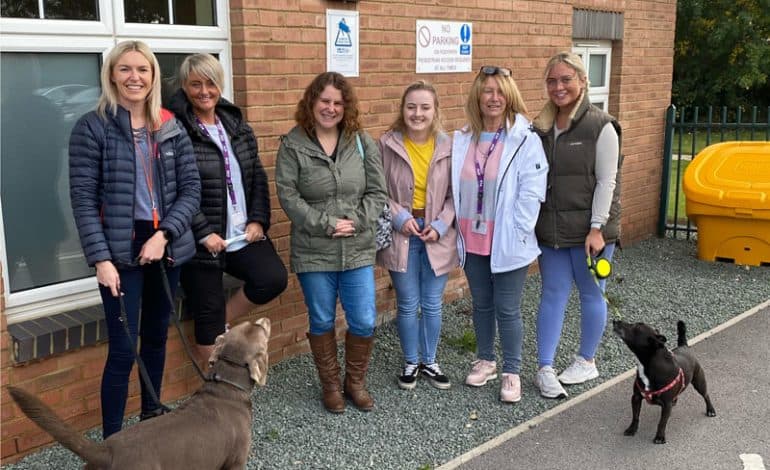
6, 237, 770, 470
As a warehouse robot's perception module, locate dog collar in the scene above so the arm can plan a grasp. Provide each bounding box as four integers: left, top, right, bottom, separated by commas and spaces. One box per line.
636, 367, 686, 404
209, 353, 254, 393
210, 372, 251, 393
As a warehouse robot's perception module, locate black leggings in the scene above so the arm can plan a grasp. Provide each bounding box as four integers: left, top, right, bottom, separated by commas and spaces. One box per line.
180, 238, 287, 344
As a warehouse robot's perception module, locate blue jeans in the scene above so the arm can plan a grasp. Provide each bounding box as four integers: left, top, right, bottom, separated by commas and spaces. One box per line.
464, 253, 528, 374
536, 243, 616, 367
99, 261, 180, 439
297, 265, 377, 337
389, 220, 449, 364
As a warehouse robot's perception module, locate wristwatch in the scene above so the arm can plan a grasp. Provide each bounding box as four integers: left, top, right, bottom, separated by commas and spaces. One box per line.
160, 229, 171, 241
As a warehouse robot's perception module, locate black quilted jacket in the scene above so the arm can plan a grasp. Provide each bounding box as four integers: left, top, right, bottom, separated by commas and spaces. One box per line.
168, 89, 271, 267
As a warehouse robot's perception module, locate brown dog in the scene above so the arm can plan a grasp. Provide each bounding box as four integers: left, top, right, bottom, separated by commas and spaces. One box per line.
9, 318, 271, 470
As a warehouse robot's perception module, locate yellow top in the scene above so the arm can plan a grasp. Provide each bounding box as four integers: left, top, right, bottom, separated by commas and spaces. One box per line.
404, 135, 435, 210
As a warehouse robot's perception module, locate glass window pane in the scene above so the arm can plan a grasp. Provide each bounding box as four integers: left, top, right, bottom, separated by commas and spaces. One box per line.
44, 0, 98, 20
124, 0, 169, 24
1, 0, 39, 18
173, 0, 215, 26
588, 54, 606, 88
1, 52, 100, 293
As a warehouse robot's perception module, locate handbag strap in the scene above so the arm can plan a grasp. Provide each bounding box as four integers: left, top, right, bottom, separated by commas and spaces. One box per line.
355, 133, 364, 160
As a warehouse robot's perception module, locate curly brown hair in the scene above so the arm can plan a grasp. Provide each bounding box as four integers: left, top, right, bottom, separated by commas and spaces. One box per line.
295, 72, 361, 137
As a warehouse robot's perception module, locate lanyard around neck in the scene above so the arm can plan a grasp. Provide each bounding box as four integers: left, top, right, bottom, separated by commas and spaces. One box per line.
473, 127, 504, 221
195, 116, 239, 210
134, 128, 159, 229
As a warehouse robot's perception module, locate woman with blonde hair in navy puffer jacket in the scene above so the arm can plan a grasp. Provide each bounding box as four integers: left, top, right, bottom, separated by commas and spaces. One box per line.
69, 40, 199, 438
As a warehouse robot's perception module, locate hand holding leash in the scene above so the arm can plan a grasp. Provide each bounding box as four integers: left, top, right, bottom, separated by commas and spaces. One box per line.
95, 260, 121, 297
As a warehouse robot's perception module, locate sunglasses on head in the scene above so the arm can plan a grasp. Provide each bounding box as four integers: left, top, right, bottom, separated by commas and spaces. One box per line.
479, 65, 512, 77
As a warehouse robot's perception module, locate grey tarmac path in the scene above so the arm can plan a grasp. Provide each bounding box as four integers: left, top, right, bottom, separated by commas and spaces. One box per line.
443, 302, 770, 470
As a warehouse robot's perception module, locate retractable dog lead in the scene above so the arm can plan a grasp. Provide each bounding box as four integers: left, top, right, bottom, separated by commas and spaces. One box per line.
586, 246, 622, 319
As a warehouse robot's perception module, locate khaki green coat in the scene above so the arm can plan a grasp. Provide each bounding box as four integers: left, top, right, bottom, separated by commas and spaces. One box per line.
275, 126, 387, 273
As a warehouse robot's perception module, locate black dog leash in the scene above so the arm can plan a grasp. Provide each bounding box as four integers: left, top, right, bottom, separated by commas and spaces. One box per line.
117, 294, 167, 414
158, 260, 209, 383
159, 261, 252, 393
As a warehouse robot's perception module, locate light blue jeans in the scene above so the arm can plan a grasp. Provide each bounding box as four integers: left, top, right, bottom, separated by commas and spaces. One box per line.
464, 253, 528, 374
297, 265, 377, 337
536, 243, 616, 367
389, 219, 449, 365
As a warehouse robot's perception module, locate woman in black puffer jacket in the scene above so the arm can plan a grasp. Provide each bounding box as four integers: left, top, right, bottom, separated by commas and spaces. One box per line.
168, 53, 287, 365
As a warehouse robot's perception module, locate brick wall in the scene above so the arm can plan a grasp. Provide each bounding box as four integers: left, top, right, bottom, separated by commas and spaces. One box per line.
1, 0, 675, 462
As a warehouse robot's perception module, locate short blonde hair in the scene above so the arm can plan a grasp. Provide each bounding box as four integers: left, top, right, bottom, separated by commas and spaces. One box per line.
178, 53, 225, 95
389, 80, 443, 136
464, 68, 528, 140
97, 40, 162, 129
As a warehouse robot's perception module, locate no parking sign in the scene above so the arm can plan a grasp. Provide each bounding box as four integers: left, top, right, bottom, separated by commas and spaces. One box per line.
416, 20, 472, 74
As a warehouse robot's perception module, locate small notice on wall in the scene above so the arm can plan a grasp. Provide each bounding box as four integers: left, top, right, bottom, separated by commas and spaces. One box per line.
327, 9, 359, 77
416, 20, 472, 74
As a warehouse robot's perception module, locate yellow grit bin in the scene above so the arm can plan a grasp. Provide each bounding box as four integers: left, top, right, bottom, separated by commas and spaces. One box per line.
683, 141, 770, 266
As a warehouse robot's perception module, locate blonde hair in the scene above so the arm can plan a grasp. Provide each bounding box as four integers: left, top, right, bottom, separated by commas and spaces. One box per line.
389, 80, 443, 136
534, 51, 589, 131
177, 53, 225, 95
464, 69, 528, 140
97, 40, 162, 129
543, 51, 588, 88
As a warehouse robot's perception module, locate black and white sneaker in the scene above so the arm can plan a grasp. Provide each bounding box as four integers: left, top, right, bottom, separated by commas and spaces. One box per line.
420, 362, 451, 390
398, 362, 420, 390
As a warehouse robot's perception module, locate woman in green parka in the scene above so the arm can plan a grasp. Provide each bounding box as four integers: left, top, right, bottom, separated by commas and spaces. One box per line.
275, 72, 387, 413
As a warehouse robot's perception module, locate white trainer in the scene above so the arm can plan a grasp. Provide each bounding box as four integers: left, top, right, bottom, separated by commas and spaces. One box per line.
558, 356, 599, 385
535, 366, 568, 399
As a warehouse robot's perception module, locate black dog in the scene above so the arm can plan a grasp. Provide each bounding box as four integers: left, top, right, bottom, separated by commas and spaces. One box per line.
613, 319, 716, 444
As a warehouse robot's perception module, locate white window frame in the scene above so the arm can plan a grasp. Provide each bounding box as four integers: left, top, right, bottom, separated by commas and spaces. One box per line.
115, 0, 230, 41
1, 0, 232, 324
0, 1, 115, 35
573, 41, 612, 112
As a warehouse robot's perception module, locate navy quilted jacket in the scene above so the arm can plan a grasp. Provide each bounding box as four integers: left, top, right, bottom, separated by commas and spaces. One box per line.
69, 106, 201, 268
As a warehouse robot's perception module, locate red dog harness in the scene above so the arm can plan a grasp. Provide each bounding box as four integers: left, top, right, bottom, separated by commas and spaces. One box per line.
636, 367, 686, 404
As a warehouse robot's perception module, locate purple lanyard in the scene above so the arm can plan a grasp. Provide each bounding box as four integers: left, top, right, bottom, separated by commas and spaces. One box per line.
196, 116, 238, 210
474, 127, 504, 220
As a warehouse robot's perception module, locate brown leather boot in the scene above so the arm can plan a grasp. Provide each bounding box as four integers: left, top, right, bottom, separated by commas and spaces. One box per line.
343, 331, 375, 411
307, 331, 345, 413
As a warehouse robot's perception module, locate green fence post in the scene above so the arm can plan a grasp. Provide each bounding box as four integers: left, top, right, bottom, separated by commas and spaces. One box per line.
658, 104, 676, 237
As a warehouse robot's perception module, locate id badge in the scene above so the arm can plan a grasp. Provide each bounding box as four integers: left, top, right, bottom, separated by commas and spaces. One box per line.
231, 210, 246, 230
472, 221, 488, 235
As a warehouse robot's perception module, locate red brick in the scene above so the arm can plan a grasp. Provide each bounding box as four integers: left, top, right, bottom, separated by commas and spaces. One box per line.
2, 437, 19, 462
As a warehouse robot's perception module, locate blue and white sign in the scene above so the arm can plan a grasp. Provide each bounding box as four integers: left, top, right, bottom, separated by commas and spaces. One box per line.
416, 20, 472, 74
327, 9, 359, 77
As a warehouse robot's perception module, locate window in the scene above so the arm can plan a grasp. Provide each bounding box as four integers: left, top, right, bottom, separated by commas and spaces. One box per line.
573, 42, 612, 112
123, 0, 216, 25
1, 1, 99, 20
1, 52, 101, 294
1, 0, 231, 323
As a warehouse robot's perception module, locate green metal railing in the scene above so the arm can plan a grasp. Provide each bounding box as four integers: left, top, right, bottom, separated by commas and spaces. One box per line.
657, 104, 770, 239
